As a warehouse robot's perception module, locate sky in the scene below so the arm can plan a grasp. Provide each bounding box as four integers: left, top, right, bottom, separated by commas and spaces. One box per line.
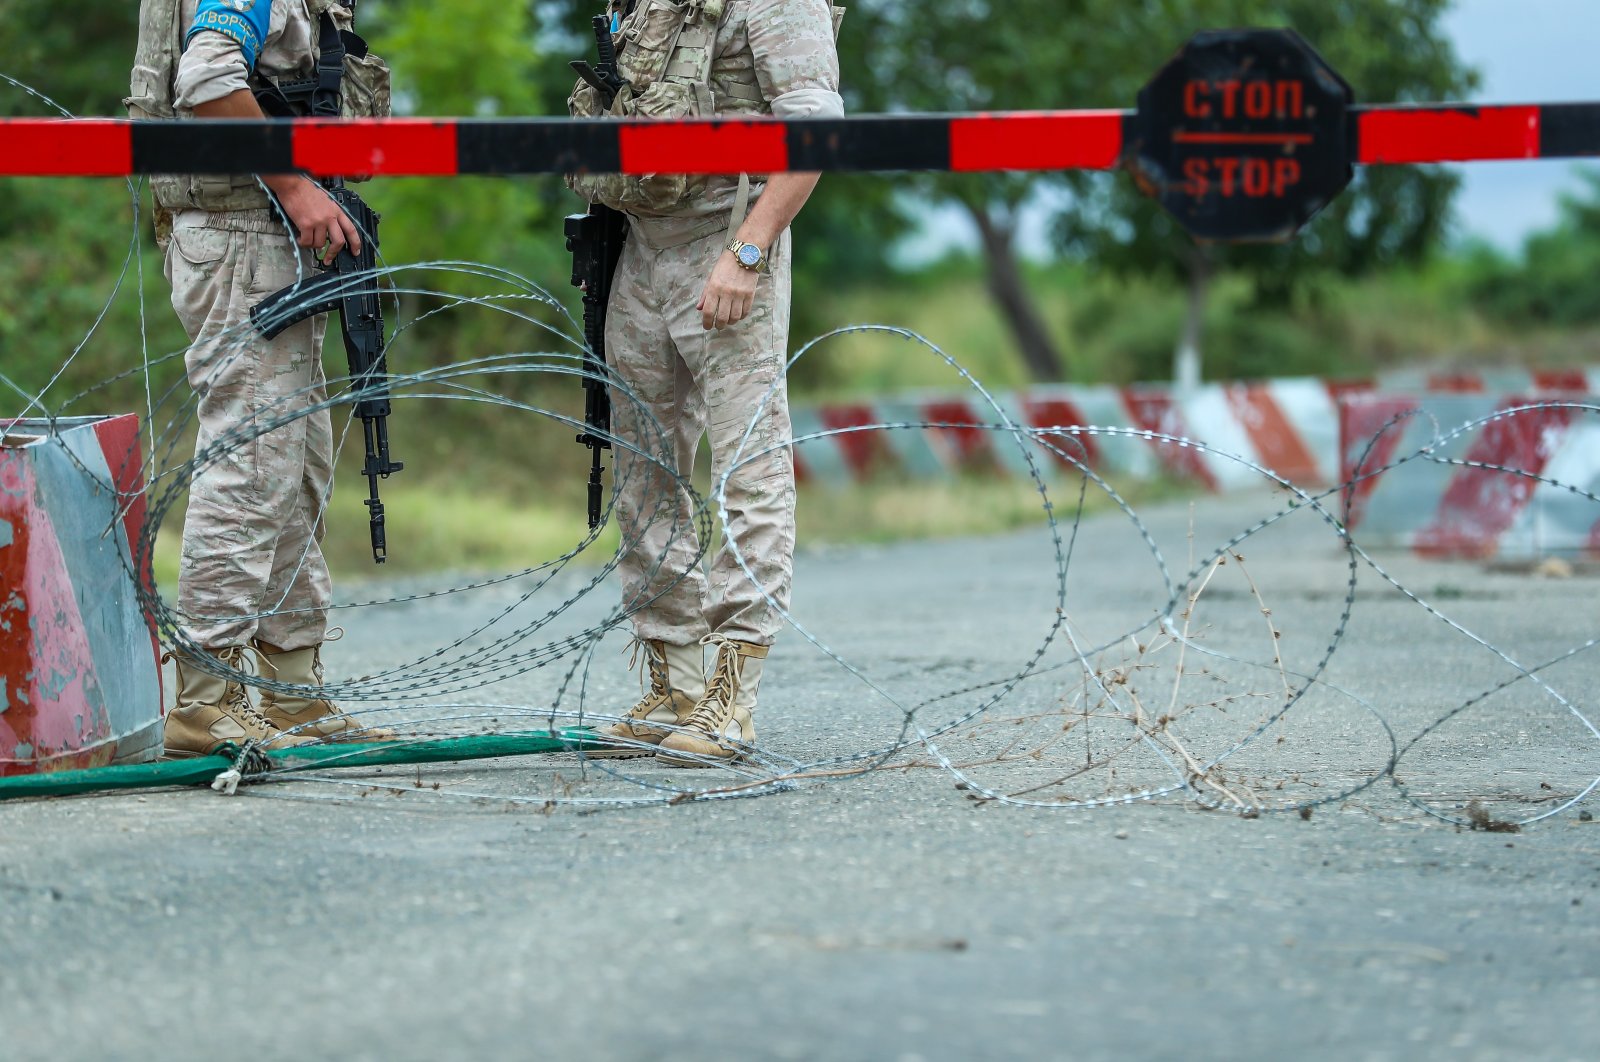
906, 0, 1600, 261
1444, 0, 1600, 249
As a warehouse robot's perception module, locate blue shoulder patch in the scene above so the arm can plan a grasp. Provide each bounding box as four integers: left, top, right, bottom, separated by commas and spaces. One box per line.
186, 0, 273, 72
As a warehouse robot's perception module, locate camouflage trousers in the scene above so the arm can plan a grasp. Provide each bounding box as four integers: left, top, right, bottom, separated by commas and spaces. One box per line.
164, 209, 333, 651
607, 219, 796, 647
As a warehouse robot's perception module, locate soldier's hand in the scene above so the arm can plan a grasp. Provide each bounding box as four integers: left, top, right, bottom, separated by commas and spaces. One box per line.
277, 177, 363, 265
195, 93, 362, 265
698, 251, 759, 331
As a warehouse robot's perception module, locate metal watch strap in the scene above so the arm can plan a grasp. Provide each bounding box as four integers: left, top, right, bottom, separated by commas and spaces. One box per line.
728, 238, 769, 273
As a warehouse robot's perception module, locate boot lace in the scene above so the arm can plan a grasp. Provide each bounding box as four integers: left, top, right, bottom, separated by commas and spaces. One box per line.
682, 641, 740, 736
213, 646, 290, 737
623, 637, 673, 717
226, 684, 282, 737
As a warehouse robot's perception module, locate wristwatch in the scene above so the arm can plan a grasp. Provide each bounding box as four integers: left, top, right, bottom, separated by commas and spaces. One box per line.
727, 239, 769, 274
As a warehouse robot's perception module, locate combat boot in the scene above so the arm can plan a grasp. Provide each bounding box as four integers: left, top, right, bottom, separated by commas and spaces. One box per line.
657, 636, 767, 768
163, 646, 313, 758
590, 639, 706, 758
255, 640, 396, 743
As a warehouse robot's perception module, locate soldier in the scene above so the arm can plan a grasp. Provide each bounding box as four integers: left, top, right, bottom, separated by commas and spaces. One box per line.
126, 0, 391, 756
569, 0, 844, 766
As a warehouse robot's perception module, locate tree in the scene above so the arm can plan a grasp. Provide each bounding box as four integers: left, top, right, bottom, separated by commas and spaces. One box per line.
832, 0, 1141, 382
1057, 0, 1474, 385
1465, 169, 1600, 328
837, 0, 1473, 383
0, 0, 137, 118
361, 0, 552, 312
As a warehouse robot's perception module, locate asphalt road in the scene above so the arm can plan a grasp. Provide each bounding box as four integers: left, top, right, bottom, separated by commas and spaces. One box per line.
3, 490, 1597, 1061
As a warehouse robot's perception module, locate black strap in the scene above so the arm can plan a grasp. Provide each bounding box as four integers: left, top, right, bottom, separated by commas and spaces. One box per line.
308, 12, 348, 118
254, 12, 353, 119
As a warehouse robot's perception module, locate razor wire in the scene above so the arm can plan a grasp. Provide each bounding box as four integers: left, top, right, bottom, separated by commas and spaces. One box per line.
2, 87, 1597, 830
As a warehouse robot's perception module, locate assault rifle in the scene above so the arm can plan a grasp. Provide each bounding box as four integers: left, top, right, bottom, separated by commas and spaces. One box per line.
251, 182, 403, 564
566, 205, 628, 530
570, 12, 630, 107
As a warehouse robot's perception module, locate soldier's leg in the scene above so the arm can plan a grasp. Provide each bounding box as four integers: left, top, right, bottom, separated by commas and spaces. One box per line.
166, 218, 327, 650
255, 351, 334, 652
655, 230, 795, 767
161, 216, 326, 756
608, 232, 712, 644
667, 228, 796, 647
238, 245, 391, 742
591, 231, 716, 754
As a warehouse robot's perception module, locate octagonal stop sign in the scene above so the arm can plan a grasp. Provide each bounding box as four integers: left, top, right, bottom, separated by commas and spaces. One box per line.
1126, 29, 1355, 242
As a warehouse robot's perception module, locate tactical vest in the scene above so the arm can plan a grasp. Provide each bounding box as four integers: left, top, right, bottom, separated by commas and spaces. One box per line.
125, 0, 391, 239
568, 0, 844, 215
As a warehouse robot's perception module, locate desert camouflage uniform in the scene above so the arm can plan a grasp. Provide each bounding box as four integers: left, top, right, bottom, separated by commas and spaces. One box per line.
166, 0, 337, 650
597, 0, 844, 647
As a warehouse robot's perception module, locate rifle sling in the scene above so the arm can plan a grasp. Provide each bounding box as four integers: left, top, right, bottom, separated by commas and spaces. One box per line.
254, 12, 351, 119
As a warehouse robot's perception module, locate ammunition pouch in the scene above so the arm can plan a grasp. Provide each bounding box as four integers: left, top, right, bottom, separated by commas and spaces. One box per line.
567, 0, 737, 214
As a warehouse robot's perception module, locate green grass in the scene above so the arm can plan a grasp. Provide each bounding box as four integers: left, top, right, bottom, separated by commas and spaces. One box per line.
342, 481, 618, 575
151, 479, 619, 592
792, 276, 1037, 397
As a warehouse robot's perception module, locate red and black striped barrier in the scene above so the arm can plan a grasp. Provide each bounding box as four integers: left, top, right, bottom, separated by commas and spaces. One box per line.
1, 104, 1595, 178
2, 28, 1597, 239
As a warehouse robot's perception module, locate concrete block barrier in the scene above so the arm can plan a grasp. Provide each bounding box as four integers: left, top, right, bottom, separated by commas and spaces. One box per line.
790, 376, 1376, 491
1339, 393, 1600, 559
1, 415, 162, 774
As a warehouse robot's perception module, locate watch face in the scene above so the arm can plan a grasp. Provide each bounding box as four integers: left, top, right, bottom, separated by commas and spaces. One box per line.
737, 243, 763, 268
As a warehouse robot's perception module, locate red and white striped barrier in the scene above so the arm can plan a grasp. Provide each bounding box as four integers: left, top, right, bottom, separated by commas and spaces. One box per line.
1, 415, 163, 775
791, 371, 1600, 504
1339, 394, 1600, 559
792, 377, 1368, 490
1375, 367, 1600, 395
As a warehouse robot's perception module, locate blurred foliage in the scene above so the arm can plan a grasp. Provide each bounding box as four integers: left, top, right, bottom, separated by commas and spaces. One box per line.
802, 242, 1600, 393
0, 173, 192, 413
361, 1, 547, 281
1058, 0, 1475, 304
0, 2, 175, 409
347, 0, 570, 373
832, 0, 1473, 380
1463, 171, 1600, 328
0, 0, 138, 117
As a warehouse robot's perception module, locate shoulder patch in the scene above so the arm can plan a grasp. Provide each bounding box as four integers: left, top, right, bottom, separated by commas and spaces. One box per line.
187, 0, 273, 71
